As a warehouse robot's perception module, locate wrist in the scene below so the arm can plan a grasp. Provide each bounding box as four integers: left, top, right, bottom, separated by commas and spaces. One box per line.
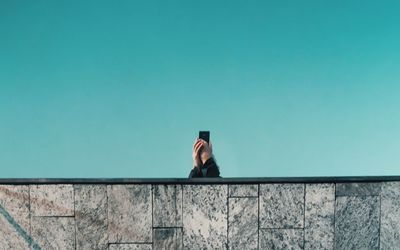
201, 155, 211, 164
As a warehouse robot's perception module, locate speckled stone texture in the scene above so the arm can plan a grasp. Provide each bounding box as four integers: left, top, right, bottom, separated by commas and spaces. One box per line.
0, 185, 31, 250
381, 181, 400, 249
75, 184, 108, 250
109, 244, 152, 250
107, 184, 152, 243
183, 185, 228, 249
228, 197, 258, 250
304, 183, 335, 249
229, 184, 258, 197
30, 184, 74, 216
31, 216, 75, 249
260, 184, 304, 229
335, 196, 380, 249
259, 229, 303, 249
153, 185, 182, 227
336, 182, 382, 196
153, 228, 183, 249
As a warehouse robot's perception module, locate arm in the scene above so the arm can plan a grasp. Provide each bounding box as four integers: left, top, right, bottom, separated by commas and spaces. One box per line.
203, 157, 220, 177
188, 166, 203, 178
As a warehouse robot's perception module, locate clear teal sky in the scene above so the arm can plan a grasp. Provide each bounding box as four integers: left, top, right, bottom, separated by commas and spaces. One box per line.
1, 1, 400, 178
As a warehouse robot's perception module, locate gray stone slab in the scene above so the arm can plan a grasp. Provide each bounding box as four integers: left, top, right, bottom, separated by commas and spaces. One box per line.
182, 185, 228, 249
153, 185, 182, 227
31, 216, 75, 249
336, 182, 381, 196
107, 184, 152, 243
259, 229, 303, 249
334, 196, 380, 249
75, 184, 108, 250
228, 197, 258, 250
30, 184, 74, 216
304, 183, 335, 249
109, 244, 152, 250
229, 185, 258, 197
0, 185, 31, 250
153, 228, 182, 250
259, 184, 304, 228
380, 181, 400, 249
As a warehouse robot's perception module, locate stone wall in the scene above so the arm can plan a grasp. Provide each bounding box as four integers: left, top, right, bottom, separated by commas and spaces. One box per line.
1, 179, 400, 249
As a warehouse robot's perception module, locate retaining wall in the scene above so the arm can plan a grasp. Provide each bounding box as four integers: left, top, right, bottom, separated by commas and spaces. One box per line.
1, 177, 400, 249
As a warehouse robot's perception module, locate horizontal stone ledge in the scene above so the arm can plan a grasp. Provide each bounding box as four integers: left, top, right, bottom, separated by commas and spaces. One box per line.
1, 175, 400, 184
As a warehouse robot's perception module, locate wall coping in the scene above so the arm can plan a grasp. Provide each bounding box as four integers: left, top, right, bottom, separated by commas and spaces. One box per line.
1, 176, 400, 184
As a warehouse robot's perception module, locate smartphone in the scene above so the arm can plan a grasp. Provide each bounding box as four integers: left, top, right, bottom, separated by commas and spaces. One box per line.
199, 131, 210, 144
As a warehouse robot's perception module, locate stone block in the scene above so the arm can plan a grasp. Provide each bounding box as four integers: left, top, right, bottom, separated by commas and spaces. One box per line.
107, 184, 152, 243
30, 184, 74, 216
259, 229, 303, 249
0, 185, 31, 250
304, 183, 335, 249
260, 184, 304, 228
229, 185, 258, 197
336, 182, 381, 196
183, 185, 228, 249
380, 181, 400, 249
153, 185, 182, 227
334, 196, 380, 249
228, 197, 258, 250
75, 184, 108, 250
153, 228, 182, 250
31, 216, 75, 249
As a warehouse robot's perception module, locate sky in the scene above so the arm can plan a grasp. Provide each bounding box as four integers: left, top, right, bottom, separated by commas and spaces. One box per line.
1, 1, 400, 178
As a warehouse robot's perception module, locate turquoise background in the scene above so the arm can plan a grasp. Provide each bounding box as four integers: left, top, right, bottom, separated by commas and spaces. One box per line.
1, 1, 400, 178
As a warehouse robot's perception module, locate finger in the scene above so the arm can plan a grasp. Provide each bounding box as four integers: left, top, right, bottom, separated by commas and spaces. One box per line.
195, 143, 203, 154
193, 140, 201, 148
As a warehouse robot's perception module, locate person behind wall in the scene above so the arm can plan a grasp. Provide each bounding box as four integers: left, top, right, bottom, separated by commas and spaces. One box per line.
188, 138, 221, 178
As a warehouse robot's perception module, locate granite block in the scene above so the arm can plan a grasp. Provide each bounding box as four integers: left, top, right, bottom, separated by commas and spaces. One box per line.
380, 181, 400, 249
0, 185, 31, 250
336, 182, 381, 196
183, 185, 228, 249
108, 184, 152, 243
335, 196, 380, 249
304, 183, 335, 249
229, 185, 258, 197
30, 184, 74, 216
259, 229, 303, 249
228, 197, 258, 250
31, 216, 75, 249
153, 185, 182, 227
109, 244, 152, 250
153, 228, 182, 250
75, 184, 108, 250
259, 184, 304, 228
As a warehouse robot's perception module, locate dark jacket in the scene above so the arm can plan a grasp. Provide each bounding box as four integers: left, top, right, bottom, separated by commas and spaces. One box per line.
188, 157, 221, 178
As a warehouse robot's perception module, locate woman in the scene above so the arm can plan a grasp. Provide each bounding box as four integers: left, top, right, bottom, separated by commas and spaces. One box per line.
188, 138, 221, 178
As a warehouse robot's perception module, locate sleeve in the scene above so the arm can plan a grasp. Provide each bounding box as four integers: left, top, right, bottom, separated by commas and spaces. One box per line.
203, 157, 221, 178
188, 166, 203, 178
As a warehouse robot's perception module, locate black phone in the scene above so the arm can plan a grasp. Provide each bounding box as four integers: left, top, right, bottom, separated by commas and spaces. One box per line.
199, 131, 210, 144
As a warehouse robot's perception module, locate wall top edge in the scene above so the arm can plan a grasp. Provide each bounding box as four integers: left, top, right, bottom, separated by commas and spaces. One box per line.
1, 176, 400, 184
